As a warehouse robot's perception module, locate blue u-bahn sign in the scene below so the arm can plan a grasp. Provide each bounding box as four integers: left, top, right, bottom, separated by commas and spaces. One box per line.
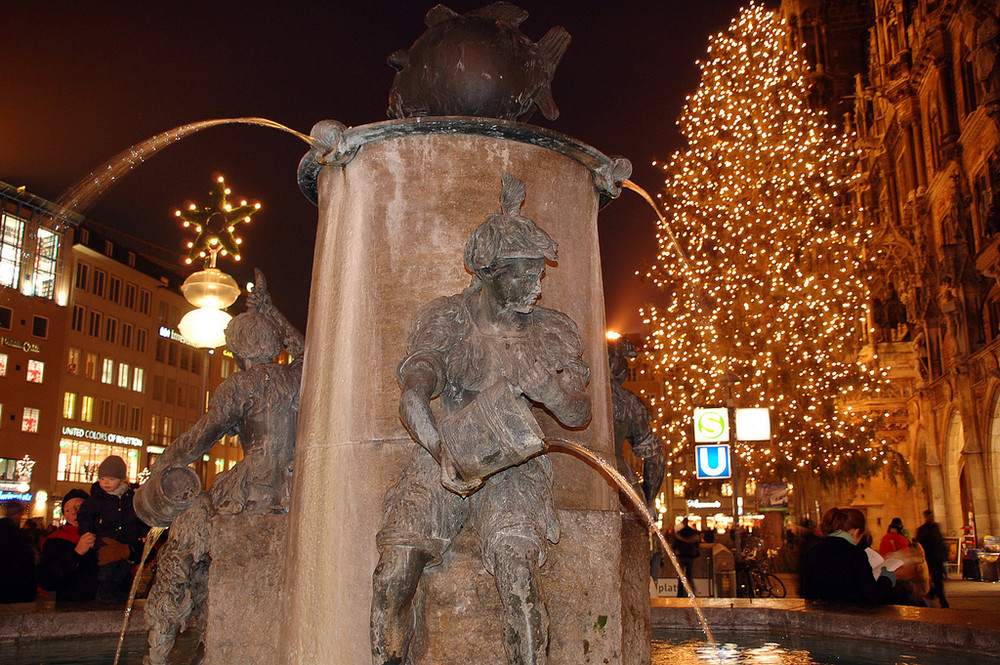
695, 444, 731, 479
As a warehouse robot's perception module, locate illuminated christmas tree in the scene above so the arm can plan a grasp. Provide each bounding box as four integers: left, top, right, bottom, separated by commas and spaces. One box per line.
641, 3, 905, 485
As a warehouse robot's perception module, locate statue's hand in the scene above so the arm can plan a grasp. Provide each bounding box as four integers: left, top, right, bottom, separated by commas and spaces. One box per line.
517, 361, 564, 407
439, 449, 483, 496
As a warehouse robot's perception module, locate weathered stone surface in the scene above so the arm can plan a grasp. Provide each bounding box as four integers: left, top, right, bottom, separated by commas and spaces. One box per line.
620, 516, 651, 665
412, 509, 625, 665
282, 126, 624, 664
205, 513, 287, 665
0, 601, 148, 644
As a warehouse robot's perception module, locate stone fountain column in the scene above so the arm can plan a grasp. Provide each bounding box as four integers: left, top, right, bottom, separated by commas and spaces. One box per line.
281, 118, 636, 665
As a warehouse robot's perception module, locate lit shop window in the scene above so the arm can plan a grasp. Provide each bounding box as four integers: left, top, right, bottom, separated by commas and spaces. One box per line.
26, 360, 44, 383
21, 407, 39, 433
118, 363, 130, 389
0, 212, 25, 289
63, 392, 76, 419
0, 353, 7, 377
80, 396, 94, 423
101, 358, 114, 384
31, 228, 60, 300
57, 439, 139, 483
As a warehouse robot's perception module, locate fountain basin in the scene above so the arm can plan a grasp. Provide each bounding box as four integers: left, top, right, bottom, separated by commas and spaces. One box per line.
6, 602, 997, 664
652, 599, 1000, 657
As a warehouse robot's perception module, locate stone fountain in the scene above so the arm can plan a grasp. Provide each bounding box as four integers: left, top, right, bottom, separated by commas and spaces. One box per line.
138, 4, 643, 664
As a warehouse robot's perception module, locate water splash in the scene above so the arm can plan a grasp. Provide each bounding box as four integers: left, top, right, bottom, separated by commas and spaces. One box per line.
113, 525, 166, 665
622, 179, 693, 274
53, 117, 323, 229
545, 438, 715, 644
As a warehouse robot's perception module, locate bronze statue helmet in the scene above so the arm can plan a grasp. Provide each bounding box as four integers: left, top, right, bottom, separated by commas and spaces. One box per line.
464, 173, 558, 278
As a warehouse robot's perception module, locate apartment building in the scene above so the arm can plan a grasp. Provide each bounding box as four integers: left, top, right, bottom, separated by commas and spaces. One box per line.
0, 181, 244, 524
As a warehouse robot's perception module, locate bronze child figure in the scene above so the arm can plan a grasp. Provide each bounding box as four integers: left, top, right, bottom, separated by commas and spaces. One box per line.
371, 173, 592, 665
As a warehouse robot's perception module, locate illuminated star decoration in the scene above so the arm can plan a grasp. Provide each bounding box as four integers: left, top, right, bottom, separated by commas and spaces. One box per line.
177, 175, 261, 265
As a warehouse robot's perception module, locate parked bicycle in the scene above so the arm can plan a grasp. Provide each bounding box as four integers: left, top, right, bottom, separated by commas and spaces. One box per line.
735, 542, 787, 599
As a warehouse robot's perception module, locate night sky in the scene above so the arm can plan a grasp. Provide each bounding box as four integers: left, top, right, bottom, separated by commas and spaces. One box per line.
2, 0, 751, 334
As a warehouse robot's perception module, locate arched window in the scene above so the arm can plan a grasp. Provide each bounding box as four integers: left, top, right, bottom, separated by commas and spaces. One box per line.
944, 410, 965, 534
989, 394, 1000, 515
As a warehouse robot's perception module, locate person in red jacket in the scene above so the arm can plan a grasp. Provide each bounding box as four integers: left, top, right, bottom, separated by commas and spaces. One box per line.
879, 517, 911, 557
37, 489, 99, 603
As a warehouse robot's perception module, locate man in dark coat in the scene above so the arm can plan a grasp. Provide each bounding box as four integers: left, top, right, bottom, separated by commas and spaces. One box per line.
37, 489, 99, 603
916, 509, 949, 608
0, 499, 37, 603
673, 517, 701, 597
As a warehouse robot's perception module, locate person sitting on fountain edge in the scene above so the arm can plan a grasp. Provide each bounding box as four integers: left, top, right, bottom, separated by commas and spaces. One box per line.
801, 507, 896, 604
371, 173, 592, 665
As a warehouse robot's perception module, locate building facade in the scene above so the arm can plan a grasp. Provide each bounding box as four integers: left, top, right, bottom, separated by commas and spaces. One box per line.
0, 181, 244, 524
782, 0, 1000, 544
0, 183, 75, 514
847, 0, 1000, 543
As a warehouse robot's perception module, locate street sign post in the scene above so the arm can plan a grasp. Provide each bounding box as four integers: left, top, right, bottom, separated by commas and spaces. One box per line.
691, 403, 772, 557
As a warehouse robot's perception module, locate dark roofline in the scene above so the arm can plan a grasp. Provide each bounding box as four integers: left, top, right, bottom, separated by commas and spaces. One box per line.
0, 180, 85, 226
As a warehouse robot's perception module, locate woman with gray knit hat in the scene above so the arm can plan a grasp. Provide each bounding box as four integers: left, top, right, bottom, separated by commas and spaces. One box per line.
77, 455, 149, 603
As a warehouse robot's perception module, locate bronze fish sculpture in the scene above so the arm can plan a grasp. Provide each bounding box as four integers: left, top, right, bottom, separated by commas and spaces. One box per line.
387, 2, 571, 122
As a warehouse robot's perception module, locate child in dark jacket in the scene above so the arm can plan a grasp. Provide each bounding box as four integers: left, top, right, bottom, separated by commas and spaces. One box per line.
77, 455, 149, 603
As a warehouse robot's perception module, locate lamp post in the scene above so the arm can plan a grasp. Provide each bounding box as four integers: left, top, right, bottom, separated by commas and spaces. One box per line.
175, 176, 259, 348
720, 373, 742, 555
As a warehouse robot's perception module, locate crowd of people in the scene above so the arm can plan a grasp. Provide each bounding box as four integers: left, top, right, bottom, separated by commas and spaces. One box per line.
652, 506, 953, 609
0, 455, 150, 605
1, 467, 958, 613
798, 507, 951, 607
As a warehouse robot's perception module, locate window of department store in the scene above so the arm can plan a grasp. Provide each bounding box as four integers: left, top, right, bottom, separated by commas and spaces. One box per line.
30, 229, 59, 299
56, 439, 140, 484
0, 213, 25, 289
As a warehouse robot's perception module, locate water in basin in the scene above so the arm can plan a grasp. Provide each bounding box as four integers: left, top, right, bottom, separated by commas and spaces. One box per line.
652, 628, 998, 665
